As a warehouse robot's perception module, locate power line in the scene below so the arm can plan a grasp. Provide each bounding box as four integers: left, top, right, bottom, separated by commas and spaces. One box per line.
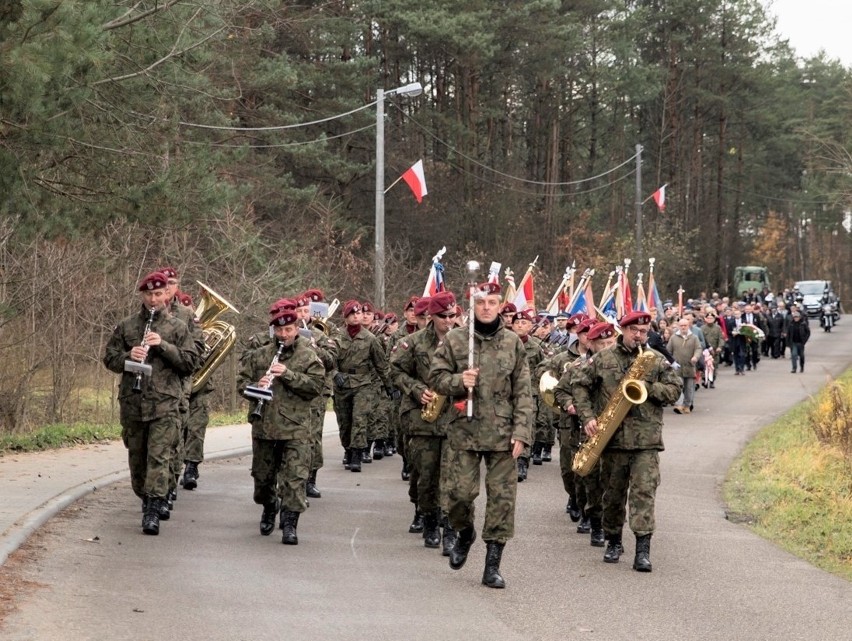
179, 122, 377, 148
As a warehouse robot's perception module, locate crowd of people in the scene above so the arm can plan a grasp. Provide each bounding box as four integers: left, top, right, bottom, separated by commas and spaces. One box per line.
102, 271, 820, 588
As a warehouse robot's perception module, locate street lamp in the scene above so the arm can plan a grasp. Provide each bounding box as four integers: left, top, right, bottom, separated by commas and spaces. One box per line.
375, 81, 423, 309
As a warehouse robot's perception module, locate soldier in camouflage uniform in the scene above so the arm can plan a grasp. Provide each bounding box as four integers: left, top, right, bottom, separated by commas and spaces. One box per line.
237, 308, 325, 545
333, 300, 392, 472
358, 301, 388, 463
296, 290, 338, 499
391, 292, 458, 554
570, 311, 682, 572
430, 282, 533, 589
378, 312, 401, 458
553, 321, 616, 547
103, 271, 202, 535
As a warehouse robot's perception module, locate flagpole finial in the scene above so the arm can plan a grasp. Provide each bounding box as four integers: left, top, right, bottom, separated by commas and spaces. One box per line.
637, 272, 644, 285
624, 258, 632, 271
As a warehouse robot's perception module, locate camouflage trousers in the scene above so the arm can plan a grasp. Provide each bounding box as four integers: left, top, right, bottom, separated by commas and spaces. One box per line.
367, 386, 390, 442
446, 448, 518, 544
121, 414, 179, 500
559, 429, 583, 503
169, 409, 187, 492
251, 438, 311, 513
397, 413, 418, 505
600, 449, 661, 537
183, 391, 210, 463
407, 434, 452, 514
534, 399, 557, 446
333, 386, 374, 449
308, 396, 327, 472
518, 397, 538, 462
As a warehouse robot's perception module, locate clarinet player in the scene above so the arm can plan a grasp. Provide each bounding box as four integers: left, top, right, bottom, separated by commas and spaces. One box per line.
102, 271, 202, 536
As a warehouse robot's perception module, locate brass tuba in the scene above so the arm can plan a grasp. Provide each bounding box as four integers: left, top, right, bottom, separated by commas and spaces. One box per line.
191, 281, 239, 393
539, 370, 561, 412
571, 347, 656, 476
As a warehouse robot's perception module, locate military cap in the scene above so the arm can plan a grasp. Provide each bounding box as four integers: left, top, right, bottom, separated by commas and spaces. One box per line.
567, 312, 589, 327
413, 297, 432, 317
270, 309, 298, 326
342, 300, 362, 317
404, 295, 420, 311
575, 318, 596, 334
428, 291, 457, 316
361, 301, 375, 314
138, 271, 168, 291
587, 322, 615, 340
512, 310, 534, 323
269, 298, 296, 316
466, 281, 501, 299
384, 312, 399, 325
500, 302, 517, 315
373, 309, 385, 321
302, 288, 324, 303
159, 267, 178, 280
177, 292, 193, 307
619, 310, 652, 326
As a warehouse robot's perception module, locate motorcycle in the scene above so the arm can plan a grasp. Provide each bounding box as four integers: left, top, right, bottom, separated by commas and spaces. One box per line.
820, 303, 835, 332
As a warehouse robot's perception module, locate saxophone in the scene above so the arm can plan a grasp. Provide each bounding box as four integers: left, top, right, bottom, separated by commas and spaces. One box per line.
420, 392, 446, 423
571, 346, 657, 477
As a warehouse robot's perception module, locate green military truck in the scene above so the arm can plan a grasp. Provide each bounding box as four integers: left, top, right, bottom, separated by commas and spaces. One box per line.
733, 266, 770, 299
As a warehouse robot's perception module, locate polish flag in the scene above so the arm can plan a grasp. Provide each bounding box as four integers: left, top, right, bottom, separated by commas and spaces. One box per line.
651, 185, 666, 212
402, 160, 428, 203
512, 274, 535, 312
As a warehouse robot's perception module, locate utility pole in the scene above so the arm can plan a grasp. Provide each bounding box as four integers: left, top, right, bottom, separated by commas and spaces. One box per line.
635, 143, 643, 266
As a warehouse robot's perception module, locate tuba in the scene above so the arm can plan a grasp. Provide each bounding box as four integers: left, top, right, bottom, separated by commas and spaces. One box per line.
571, 347, 656, 476
538, 370, 561, 413
191, 281, 239, 393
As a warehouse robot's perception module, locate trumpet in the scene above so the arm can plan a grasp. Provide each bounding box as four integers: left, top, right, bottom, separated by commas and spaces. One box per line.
124, 307, 156, 393
244, 343, 285, 421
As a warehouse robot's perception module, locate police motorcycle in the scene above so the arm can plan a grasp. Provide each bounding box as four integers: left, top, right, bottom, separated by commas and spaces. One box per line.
820, 294, 837, 332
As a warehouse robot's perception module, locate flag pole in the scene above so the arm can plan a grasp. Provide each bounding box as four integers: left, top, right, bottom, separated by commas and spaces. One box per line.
565, 268, 594, 313
599, 270, 615, 308
545, 264, 574, 314
383, 175, 404, 194
513, 255, 539, 306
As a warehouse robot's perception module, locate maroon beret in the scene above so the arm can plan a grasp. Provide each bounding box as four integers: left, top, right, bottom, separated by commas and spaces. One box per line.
269, 298, 296, 316
294, 295, 310, 308
360, 301, 375, 314
413, 297, 432, 317
384, 313, 398, 325
567, 313, 589, 327
159, 267, 178, 280
373, 309, 385, 321
466, 281, 502, 299
342, 300, 362, 317
302, 288, 324, 303
512, 310, 534, 323
428, 291, 457, 316
138, 271, 168, 291
587, 322, 615, 341
269, 309, 298, 327
619, 310, 652, 327
177, 292, 193, 307
404, 295, 420, 311
575, 318, 596, 334
500, 302, 517, 315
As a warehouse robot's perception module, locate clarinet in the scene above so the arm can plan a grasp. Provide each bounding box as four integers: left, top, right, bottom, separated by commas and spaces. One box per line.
131, 308, 157, 393
247, 342, 285, 421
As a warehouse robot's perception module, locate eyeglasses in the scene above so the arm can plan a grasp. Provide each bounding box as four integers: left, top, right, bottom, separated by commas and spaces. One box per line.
435, 312, 457, 319
626, 326, 650, 336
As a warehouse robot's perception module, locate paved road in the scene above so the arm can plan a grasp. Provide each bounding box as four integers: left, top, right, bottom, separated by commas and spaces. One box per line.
2, 322, 851, 641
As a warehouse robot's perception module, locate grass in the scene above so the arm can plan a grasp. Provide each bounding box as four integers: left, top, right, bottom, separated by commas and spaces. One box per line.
724, 368, 852, 581
0, 411, 247, 456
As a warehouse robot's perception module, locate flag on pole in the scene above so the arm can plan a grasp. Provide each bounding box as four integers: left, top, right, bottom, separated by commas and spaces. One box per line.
600, 289, 618, 323
651, 185, 666, 212
513, 274, 535, 312
568, 279, 596, 316
634, 278, 648, 313
502, 268, 516, 304
647, 271, 664, 320
619, 269, 633, 315
422, 246, 446, 297
401, 160, 428, 203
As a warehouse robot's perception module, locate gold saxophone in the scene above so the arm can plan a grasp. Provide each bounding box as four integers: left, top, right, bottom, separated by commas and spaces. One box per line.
420, 392, 446, 423
571, 346, 657, 476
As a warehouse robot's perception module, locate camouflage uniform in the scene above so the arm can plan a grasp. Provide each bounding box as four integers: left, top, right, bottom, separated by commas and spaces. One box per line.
391, 324, 454, 519
429, 323, 533, 543
103, 306, 202, 501
570, 338, 681, 538
306, 324, 338, 475
237, 337, 325, 513
333, 326, 391, 452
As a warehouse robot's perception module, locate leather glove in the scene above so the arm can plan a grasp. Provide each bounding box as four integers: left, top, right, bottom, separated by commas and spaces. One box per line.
334, 372, 346, 388
387, 387, 401, 401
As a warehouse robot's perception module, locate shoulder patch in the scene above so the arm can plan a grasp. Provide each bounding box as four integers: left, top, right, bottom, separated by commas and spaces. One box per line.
400, 341, 409, 350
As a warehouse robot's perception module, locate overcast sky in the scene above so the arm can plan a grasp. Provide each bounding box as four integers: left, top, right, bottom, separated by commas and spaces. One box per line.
764, 0, 852, 66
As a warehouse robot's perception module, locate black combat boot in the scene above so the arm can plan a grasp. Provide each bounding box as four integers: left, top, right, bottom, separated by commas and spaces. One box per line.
567, 496, 581, 522
259, 499, 279, 536
142, 498, 161, 535
384, 441, 395, 457
372, 439, 384, 460
423, 511, 441, 549
401, 459, 411, 481
576, 508, 591, 534
517, 458, 528, 482
182, 461, 199, 491
449, 526, 476, 570
542, 445, 553, 462
167, 488, 177, 508
441, 517, 456, 557
603, 532, 624, 563
306, 470, 322, 499
157, 497, 171, 521
589, 517, 605, 547
343, 448, 351, 470
481, 542, 506, 589
408, 508, 424, 534
349, 448, 362, 472
361, 445, 372, 464
633, 533, 652, 572
532, 442, 543, 465
281, 511, 300, 545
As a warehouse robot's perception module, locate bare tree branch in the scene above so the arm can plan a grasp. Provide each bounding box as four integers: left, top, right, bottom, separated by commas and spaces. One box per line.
101, 0, 182, 32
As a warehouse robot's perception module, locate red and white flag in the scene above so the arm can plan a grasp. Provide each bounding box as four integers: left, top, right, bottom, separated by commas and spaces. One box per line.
401, 160, 428, 203
512, 273, 535, 312
651, 185, 666, 212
